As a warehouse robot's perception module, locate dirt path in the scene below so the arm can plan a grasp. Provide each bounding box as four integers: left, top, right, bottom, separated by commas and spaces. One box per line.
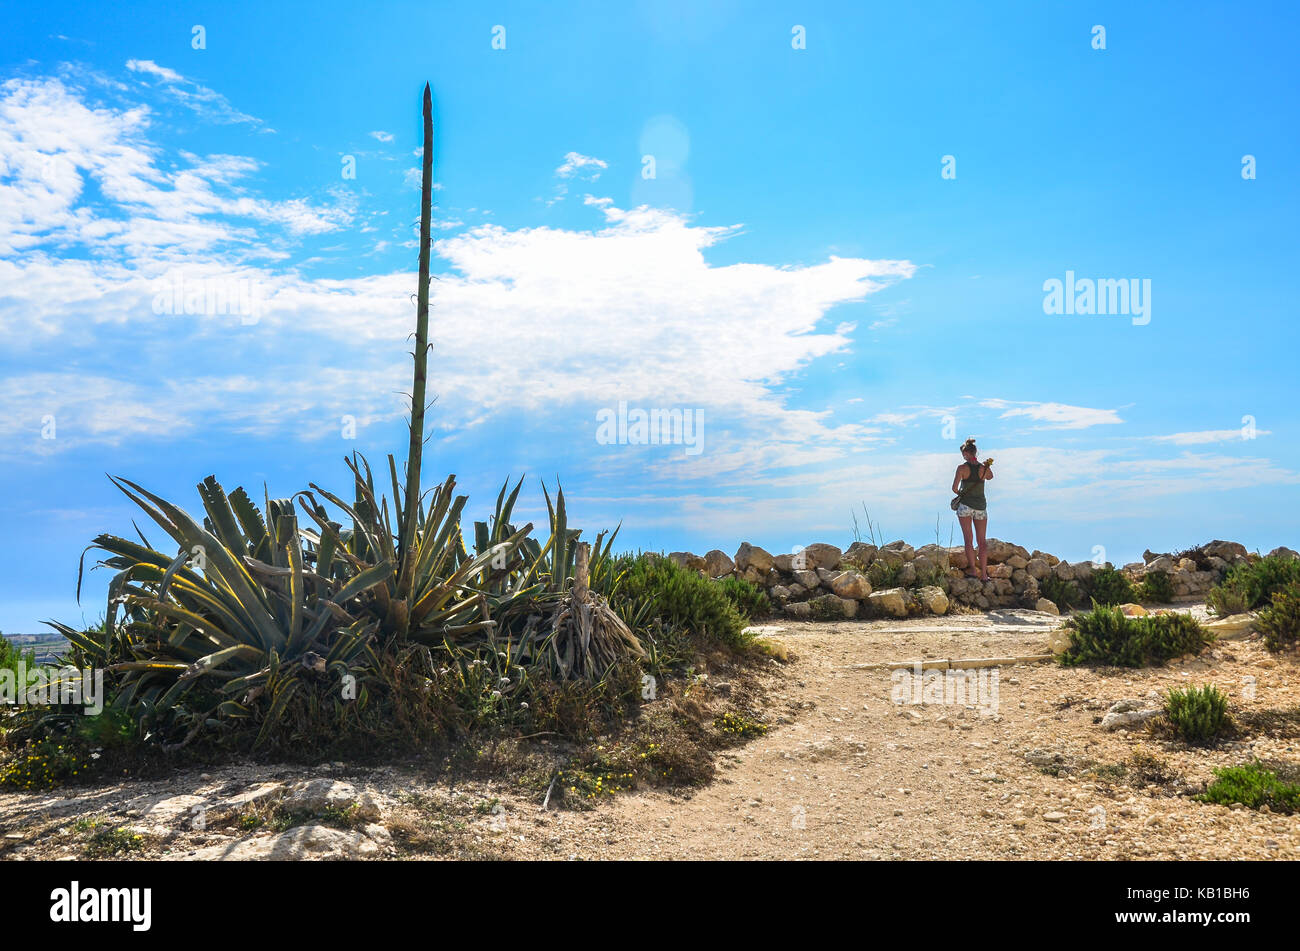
3, 607, 1298, 861
491, 608, 1299, 860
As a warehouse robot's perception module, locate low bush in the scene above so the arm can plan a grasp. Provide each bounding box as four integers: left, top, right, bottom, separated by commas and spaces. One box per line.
1136, 569, 1174, 604
1039, 575, 1082, 612
1197, 762, 1300, 814
1082, 565, 1135, 606
1165, 685, 1229, 743
1059, 605, 1213, 667
615, 555, 751, 651
718, 576, 771, 622
1254, 581, 1300, 653
0, 735, 91, 790
0, 635, 34, 679
1207, 555, 1300, 616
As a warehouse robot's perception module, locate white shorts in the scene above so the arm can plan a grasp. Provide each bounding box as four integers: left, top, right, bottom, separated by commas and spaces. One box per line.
956, 504, 987, 521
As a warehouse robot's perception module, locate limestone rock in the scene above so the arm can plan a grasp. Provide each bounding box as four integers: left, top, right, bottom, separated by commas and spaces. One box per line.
1046, 626, 1071, 654
881, 540, 915, 561
867, 587, 908, 619
1036, 597, 1060, 617
784, 601, 812, 619
985, 539, 1028, 564
1145, 555, 1176, 574
703, 549, 735, 578
809, 593, 857, 619
1204, 613, 1256, 640
792, 569, 820, 590
189, 824, 380, 861
1071, 560, 1096, 578
734, 542, 774, 574
282, 779, 388, 822
917, 585, 949, 615
829, 570, 872, 600
876, 547, 906, 568
799, 543, 843, 571
1203, 540, 1248, 562
844, 542, 878, 567
1100, 700, 1163, 732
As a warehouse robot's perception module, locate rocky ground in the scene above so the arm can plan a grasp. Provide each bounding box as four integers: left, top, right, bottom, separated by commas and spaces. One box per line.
2, 604, 1297, 861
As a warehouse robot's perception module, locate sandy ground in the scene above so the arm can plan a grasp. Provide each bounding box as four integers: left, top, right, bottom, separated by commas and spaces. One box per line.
3, 605, 1298, 860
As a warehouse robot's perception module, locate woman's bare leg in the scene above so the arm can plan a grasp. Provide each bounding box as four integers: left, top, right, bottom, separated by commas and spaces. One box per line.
959, 515, 977, 576
974, 517, 990, 581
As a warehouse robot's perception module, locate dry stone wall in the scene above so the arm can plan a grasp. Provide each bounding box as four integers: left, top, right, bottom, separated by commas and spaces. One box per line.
666, 539, 1298, 621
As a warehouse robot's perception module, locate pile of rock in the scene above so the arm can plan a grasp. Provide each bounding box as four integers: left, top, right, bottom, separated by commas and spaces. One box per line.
666, 538, 1291, 621
1122, 540, 1293, 601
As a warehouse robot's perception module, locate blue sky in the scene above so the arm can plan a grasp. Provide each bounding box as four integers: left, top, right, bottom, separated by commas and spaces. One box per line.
2, 1, 1298, 633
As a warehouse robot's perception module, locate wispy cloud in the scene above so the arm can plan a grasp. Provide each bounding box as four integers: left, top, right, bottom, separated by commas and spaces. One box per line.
978, 399, 1124, 430
554, 151, 607, 179
0, 74, 348, 264
1149, 428, 1269, 445
369, 130, 394, 143
125, 58, 264, 127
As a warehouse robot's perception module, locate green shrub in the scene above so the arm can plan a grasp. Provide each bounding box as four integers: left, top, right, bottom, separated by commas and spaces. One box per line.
1083, 565, 1135, 606
1165, 685, 1229, 743
1256, 581, 1300, 653
83, 824, 147, 858
718, 576, 771, 621
615, 555, 751, 651
0, 634, 34, 679
867, 559, 903, 589
0, 735, 91, 790
1197, 762, 1300, 814
1136, 569, 1174, 604
1207, 555, 1300, 616
1060, 605, 1213, 667
1039, 575, 1082, 612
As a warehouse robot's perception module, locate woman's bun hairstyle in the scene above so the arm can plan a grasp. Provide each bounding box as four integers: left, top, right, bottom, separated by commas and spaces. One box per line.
960, 437, 978, 454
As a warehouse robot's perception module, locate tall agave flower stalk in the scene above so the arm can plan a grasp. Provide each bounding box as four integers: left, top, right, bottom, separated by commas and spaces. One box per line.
398, 82, 435, 602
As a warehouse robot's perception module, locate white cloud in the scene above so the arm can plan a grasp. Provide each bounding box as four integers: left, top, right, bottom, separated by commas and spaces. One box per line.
554, 151, 607, 179
124, 59, 261, 126
369, 130, 394, 143
124, 59, 183, 84
1149, 428, 1269, 445
978, 399, 1123, 430
0, 75, 348, 266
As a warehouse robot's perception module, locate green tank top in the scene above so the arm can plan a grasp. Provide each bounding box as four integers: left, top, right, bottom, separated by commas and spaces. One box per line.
959, 464, 986, 510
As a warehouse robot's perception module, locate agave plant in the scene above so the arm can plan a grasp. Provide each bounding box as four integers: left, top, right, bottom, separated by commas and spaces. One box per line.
55, 474, 388, 747
41, 84, 647, 751
293, 453, 536, 647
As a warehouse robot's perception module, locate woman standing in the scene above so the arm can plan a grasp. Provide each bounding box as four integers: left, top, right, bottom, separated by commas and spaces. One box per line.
951, 437, 994, 581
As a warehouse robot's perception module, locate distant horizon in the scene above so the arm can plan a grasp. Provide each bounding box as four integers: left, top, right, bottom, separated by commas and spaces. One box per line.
3, 1, 1298, 634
